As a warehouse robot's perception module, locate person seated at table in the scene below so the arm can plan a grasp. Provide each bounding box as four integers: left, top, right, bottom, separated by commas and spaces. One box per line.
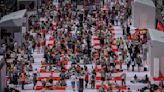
49, 78, 53, 84
56, 80, 66, 86
61, 79, 67, 86
99, 84, 106, 92
143, 74, 149, 83
107, 82, 113, 92
140, 82, 158, 91
114, 80, 120, 89
139, 74, 149, 83
41, 78, 47, 87
130, 74, 138, 83
46, 78, 54, 90
56, 80, 61, 86
106, 72, 112, 80
110, 67, 118, 73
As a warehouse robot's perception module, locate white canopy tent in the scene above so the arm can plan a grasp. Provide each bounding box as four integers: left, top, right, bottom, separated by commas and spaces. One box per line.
148, 29, 164, 77
0, 9, 27, 46
0, 9, 27, 27
132, 0, 155, 29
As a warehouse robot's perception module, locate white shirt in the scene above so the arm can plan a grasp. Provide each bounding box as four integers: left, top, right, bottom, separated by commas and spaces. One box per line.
14, 42, 18, 48
75, 26, 78, 32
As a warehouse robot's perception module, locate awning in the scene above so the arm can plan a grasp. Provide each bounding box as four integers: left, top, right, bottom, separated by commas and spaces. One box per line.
134, 0, 155, 8
149, 28, 164, 43
0, 9, 27, 27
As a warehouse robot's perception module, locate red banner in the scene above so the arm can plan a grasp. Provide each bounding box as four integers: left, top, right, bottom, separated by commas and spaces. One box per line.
157, 21, 164, 32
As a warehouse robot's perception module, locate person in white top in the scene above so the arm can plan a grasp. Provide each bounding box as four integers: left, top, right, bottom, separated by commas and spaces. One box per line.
71, 73, 76, 91
14, 41, 18, 52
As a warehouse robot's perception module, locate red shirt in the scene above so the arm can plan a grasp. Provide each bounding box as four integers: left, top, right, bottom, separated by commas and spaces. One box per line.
85, 73, 89, 81
37, 42, 40, 47
42, 40, 45, 46
42, 29, 46, 35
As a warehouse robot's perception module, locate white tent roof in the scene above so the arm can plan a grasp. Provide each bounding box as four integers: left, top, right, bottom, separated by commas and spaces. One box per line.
0, 9, 26, 27
134, 0, 155, 8
0, 9, 26, 23
149, 29, 164, 43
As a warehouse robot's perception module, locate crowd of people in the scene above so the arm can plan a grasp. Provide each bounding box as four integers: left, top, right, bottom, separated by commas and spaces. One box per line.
3, 0, 164, 92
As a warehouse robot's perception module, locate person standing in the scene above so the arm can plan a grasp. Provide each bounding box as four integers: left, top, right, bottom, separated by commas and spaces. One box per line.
101, 70, 105, 82
126, 55, 131, 71
41, 27, 46, 38
126, 25, 130, 36
32, 40, 36, 53
131, 52, 135, 71
41, 39, 46, 53
76, 73, 80, 91
33, 72, 37, 89
131, 60, 135, 71
36, 41, 41, 53
13, 72, 19, 87
91, 73, 96, 89
20, 72, 27, 90
136, 55, 142, 72
121, 72, 126, 86
84, 71, 89, 88
71, 73, 76, 91
79, 76, 84, 92
115, 15, 119, 26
